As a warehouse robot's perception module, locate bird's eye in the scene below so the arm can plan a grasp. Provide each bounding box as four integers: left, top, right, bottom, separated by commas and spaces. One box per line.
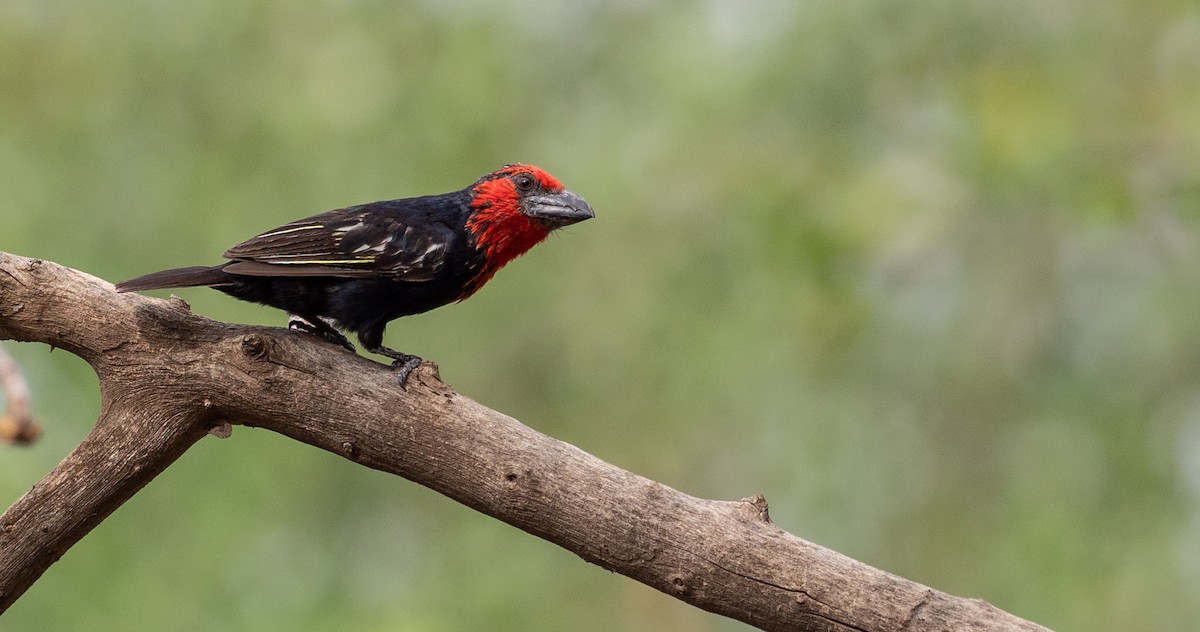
513, 173, 537, 192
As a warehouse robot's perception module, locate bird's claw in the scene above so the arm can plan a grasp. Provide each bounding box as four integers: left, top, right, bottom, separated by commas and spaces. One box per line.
391, 355, 423, 388
288, 316, 355, 352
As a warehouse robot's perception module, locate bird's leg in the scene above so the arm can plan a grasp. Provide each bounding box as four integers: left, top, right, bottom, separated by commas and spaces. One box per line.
288, 314, 355, 352
370, 346, 423, 387
358, 326, 422, 388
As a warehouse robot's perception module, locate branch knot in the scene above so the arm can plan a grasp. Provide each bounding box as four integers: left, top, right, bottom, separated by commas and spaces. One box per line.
240, 334, 268, 361
738, 494, 773, 524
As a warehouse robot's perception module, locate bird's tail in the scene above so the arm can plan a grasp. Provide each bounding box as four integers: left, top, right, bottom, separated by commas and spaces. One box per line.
115, 265, 232, 293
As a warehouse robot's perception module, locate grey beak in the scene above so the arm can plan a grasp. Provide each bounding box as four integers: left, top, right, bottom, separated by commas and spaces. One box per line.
525, 189, 595, 228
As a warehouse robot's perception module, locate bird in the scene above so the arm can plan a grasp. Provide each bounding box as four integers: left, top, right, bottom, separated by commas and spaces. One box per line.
116, 164, 594, 386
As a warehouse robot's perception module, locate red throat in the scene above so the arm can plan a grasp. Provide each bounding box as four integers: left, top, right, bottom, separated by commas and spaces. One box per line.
461, 165, 559, 298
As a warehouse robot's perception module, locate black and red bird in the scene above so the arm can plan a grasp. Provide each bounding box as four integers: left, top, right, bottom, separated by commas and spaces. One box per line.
117, 164, 594, 384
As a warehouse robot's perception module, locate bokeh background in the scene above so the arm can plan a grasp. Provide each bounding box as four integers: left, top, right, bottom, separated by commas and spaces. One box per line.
3, 1, 1199, 630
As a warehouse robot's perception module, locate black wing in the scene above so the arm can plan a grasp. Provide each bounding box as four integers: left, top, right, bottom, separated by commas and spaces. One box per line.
222, 204, 454, 281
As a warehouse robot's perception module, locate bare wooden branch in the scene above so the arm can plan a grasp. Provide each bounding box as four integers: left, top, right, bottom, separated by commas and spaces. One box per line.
0, 252, 1048, 631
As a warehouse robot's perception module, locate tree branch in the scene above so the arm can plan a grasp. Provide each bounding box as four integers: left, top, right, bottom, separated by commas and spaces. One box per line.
0, 252, 1047, 631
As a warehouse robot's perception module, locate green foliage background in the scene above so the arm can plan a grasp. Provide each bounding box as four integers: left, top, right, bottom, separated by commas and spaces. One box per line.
3, 1, 1199, 630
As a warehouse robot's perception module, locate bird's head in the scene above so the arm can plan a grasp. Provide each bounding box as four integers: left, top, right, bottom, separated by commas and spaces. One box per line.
467, 163, 592, 257
470, 164, 594, 229
460, 164, 593, 298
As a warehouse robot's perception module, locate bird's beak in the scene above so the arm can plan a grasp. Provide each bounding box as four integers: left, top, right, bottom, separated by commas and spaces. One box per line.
524, 189, 595, 228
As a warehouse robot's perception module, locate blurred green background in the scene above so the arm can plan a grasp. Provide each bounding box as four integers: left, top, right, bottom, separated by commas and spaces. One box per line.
3, 1, 1199, 630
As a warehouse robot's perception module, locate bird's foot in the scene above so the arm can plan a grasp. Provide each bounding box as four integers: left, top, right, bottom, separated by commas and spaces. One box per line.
390, 355, 423, 388
288, 315, 355, 352
366, 345, 424, 388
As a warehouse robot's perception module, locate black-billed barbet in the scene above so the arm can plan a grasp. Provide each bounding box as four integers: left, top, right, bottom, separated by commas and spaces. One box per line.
117, 164, 594, 385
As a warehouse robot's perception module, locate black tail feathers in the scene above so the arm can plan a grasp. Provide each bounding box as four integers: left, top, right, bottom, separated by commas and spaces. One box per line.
115, 265, 231, 293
